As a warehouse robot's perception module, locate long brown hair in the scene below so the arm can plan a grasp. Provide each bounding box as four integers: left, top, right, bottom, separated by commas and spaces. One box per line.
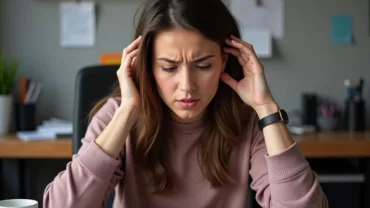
90, 0, 251, 192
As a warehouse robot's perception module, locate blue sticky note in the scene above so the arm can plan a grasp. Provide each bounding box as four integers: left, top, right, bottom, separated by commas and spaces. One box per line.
331, 14, 353, 43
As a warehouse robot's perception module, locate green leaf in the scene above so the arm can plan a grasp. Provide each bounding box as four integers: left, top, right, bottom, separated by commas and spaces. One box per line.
0, 53, 18, 95
0, 53, 5, 94
5, 60, 18, 94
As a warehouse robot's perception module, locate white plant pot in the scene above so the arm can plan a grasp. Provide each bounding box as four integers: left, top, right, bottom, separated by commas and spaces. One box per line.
0, 95, 12, 136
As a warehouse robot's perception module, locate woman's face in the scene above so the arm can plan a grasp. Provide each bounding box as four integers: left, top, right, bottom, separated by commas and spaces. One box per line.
152, 28, 227, 123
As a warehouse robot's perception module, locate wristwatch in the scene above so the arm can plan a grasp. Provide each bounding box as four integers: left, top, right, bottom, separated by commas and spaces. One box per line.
257, 109, 289, 131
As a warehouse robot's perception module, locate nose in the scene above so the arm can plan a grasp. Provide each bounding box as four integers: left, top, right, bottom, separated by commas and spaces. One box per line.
179, 67, 195, 92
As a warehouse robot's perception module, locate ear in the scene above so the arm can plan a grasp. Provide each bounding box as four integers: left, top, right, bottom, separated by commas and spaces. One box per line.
221, 53, 228, 72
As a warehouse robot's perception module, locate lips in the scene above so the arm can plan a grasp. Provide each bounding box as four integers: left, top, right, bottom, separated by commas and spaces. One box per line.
180, 98, 197, 102
177, 98, 199, 109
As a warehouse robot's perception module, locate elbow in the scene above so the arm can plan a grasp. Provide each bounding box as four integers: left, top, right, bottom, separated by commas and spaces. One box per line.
319, 192, 329, 208
43, 183, 54, 208
310, 182, 329, 208
43, 183, 75, 208
267, 186, 329, 208
43, 184, 56, 208
300, 189, 329, 208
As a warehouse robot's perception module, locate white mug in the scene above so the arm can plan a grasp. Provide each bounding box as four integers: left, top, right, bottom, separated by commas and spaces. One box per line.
0, 199, 38, 208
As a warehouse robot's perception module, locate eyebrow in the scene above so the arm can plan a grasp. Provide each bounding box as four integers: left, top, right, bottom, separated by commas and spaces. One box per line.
157, 55, 215, 64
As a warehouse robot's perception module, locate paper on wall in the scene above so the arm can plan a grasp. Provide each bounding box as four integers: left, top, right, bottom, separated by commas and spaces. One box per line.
230, 0, 285, 39
331, 14, 353, 44
59, 2, 96, 48
242, 28, 272, 58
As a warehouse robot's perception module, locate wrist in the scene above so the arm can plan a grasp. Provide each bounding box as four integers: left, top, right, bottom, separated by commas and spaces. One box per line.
95, 106, 137, 159
114, 105, 139, 127
254, 102, 280, 119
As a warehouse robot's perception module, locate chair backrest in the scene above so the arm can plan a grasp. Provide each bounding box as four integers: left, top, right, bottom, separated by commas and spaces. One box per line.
72, 64, 120, 154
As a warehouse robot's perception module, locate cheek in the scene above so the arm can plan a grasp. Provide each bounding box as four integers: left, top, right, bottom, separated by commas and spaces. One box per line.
199, 72, 221, 90
154, 74, 175, 99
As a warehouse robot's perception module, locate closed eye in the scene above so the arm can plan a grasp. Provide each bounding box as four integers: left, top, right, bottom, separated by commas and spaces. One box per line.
195, 64, 212, 70
162, 66, 177, 72
162, 64, 211, 72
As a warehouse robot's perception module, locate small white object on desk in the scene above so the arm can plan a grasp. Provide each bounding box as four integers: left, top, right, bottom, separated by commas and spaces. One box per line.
16, 131, 57, 141
288, 125, 316, 135
17, 118, 72, 141
0, 199, 38, 208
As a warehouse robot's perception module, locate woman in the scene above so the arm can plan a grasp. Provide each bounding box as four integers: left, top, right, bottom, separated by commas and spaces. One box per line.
44, 0, 328, 207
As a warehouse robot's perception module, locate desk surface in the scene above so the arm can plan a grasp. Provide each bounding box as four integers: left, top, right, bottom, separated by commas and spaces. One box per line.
0, 131, 370, 158
296, 130, 370, 157
0, 134, 72, 159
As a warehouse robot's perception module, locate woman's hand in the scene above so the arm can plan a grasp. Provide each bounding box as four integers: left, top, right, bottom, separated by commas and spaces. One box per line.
94, 36, 142, 158
221, 36, 295, 157
117, 36, 141, 110
220, 35, 279, 118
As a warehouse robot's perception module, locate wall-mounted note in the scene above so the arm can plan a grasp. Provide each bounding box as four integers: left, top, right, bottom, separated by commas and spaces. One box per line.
331, 14, 353, 44
242, 28, 272, 58
230, 0, 285, 39
59, 2, 96, 48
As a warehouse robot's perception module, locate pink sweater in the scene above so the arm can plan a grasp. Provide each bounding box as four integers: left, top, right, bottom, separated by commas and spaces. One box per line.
43, 98, 328, 208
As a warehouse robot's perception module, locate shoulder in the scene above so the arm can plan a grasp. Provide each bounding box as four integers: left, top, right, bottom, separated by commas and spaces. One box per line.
86, 97, 121, 136
80, 97, 122, 144
92, 97, 121, 122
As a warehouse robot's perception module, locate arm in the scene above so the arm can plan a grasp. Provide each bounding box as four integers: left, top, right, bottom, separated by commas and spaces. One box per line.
220, 35, 328, 208
254, 103, 294, 156
249, 109, 329, 208
43, 98, 133, 208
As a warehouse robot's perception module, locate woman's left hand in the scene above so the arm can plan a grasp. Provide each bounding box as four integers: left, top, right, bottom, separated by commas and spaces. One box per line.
220, 35, 278, 117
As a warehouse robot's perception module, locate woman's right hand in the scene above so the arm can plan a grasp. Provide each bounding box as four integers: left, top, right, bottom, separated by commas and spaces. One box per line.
117, 36, 142, 110
94, 36, 142, 158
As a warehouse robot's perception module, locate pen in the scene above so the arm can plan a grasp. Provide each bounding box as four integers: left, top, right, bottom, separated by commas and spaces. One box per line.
344, 79, 352, 99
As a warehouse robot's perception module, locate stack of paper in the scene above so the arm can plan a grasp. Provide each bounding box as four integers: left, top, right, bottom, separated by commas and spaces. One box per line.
17, 118, 72, 141
288, 125, 316, 136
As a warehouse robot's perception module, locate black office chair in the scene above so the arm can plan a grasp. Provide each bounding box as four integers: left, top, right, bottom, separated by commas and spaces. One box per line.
72, 64, 259, 208
72, 64, 120, 154
73, 64, 119, 208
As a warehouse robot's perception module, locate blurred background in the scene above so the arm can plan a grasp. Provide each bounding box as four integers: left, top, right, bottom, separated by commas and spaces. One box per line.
0, 0, 369, 207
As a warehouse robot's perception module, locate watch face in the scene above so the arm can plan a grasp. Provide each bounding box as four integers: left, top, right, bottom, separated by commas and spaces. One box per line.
281, 109, 289, 123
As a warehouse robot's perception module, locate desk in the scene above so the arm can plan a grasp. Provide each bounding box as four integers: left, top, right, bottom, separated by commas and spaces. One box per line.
295, 130, 370, 157
1, 131, 370, 207
1, 131, 370, 158
0, 134, 72, 158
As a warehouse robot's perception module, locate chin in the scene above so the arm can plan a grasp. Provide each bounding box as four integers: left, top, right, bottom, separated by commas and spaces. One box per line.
172, 110, 204, 123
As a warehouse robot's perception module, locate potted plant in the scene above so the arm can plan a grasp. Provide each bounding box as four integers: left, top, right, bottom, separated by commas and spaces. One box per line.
0, 53, 18, 136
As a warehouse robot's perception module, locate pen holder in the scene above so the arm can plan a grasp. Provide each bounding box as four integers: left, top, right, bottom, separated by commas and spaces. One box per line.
14, 103, 36, 131
344, 99, 365, 131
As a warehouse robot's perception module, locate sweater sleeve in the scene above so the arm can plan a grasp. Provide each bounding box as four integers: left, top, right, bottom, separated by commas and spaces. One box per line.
43, 98, 125, 208
248, 112, 328, 208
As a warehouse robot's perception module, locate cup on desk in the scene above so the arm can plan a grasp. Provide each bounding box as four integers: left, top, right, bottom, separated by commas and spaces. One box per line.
318, 116, 339, 131
344, 99, 365, 131
14, 103, 36, 131
0, 199, 38, 208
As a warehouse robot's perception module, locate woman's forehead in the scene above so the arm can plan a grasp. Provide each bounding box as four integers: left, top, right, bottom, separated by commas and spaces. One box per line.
153, 29, 220, 57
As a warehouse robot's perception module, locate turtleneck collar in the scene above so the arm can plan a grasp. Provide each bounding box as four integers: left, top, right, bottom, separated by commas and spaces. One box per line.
168, 116, 205, 135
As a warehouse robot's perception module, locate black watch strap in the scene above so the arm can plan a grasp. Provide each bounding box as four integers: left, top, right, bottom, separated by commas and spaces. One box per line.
257, 109, 289, 131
